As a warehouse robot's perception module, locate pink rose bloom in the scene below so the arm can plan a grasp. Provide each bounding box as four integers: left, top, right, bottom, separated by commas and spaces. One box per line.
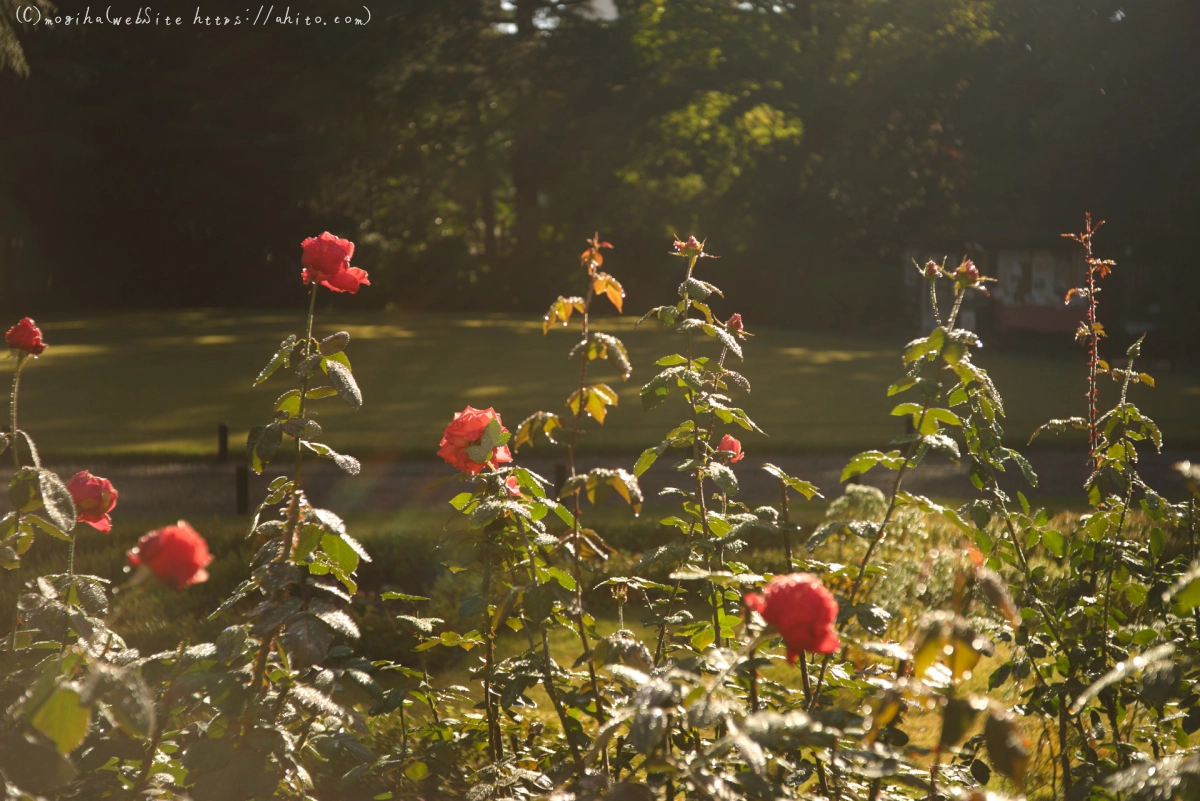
65, 471, 119, 533
300, 232, 370, 294
717, 434, 744, 463
745, 573, 840, 663
128, 521, 213, 589
437, 406, 513, 475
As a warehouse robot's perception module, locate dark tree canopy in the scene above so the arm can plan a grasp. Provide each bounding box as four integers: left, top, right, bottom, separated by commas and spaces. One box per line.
1, 0, 1197, 338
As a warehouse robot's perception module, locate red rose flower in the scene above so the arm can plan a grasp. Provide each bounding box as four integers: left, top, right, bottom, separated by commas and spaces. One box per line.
5, 318, 46, 356
505, 475, 522, 498
717, 434, 744, 463
127, 521, 213, 589
437, 406, 514, 475
65, 471, 118, 534
744, 573, 840, 663
726, 313, 744, 335
300, 232, 370, 294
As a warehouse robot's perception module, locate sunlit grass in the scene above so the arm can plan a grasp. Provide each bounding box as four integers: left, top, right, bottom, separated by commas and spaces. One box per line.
3, 309, 1197, 459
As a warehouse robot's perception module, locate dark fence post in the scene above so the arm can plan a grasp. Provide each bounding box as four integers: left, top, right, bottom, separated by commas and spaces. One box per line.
235, 464, 249, 515
217, 423, 229, 462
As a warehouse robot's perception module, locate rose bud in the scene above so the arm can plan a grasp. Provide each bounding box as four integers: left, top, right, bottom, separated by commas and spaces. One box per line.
954, 258, 982, 288
716, 433, 745, 463
437, 406, 514, 475
5, 318, 47, 356
300, 232, 370, 294
127, 521, 213, 589
66, 471, 119, 534
672, 235, 705, 258
726, 313, 744, 336
924, 260, 940, 278
505, 475, 522, 498
744, 573, 841, 662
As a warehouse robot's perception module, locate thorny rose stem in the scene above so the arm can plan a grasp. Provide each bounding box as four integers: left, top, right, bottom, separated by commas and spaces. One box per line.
565, 276, 611, 753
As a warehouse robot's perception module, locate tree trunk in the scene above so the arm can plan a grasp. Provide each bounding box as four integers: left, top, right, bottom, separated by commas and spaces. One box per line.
469, 91, 499, 264
512, 0, 539, 262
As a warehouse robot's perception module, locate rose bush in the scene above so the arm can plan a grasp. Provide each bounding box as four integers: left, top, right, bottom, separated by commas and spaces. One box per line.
0, 218, 1195, 801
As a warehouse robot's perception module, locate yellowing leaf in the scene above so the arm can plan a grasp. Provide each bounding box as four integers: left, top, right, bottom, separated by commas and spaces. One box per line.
568, 385, 619, 425
542, 296, 586, 335
592, 272, 625, 313
514, 411, 564, 450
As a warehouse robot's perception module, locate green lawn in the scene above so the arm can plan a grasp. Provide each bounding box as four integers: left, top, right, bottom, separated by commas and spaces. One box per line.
4, 309, 1197, 459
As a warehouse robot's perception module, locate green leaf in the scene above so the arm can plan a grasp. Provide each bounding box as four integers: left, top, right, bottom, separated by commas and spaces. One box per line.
590, 333, 633, 380
641, 368, 679, 410
302, 441, 361, 475
709, 462, 738, 495
254, 335, 297, 386
1069, 645, 1174, 715
890, 402, 923, 417
382, 592, 430, 602
405, 761, 430, 781
16, 431, 41, 468
247, 423, 284, 474
1002, 448, 1039, 488
293, 525, 323, 564
37, 470, 76, 533
25, 513, 71, 543
545, 567, 576, 591
274, 389, 302, 419
319, 331, 351, 356
927, 408, 962, 427
841, 450, 899, 482
854, 604, 891, 637
1166, 564, 1200, 611
324, 359, 363, 410
280, 614, 333, 668
1042, 528, 1065, 558
282, 417, 322, 439
32, 686, 90, 754
762, 463, 821, 499
679, 276, 713, 301
633, 446, 662, 478
701, 323, 742, 360
1149, 527, 1165, 559
321, 533, 360, 576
